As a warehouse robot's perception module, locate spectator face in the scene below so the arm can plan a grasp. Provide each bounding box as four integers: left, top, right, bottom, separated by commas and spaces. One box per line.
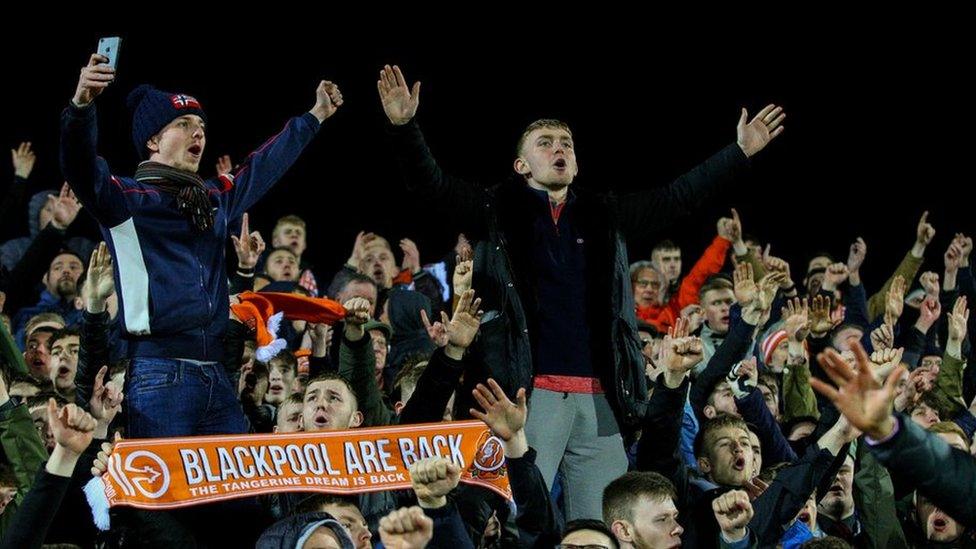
0, 486, 16, 516
831, 326, 863, 353
767, 339, 789, 372
818, 455, 855, 520
633, 268, 666, 308
266, 361, 297, 405
638, 330, 658, 365
748, 430, 762, 477
920, 355, 942, 370
916, 496, 965, 544
273, 223, 307, 258
910, 402, 940, 429
338, 281, 378, 317
514, 126, 577, 188
24, 329, 56, 380
302, 526, 343, 549
266, 249, 300, 282
359, 244, 397, 290
614, 495, 683, 549
652, 248, 682, 285
38, 196, 56, 230
702, 289, 734, 333
369, 329, 388, 381
704, 381, 739, 419
43, 253, 84, 298
788, 420, 817, 441
758, 383, 779, 420
302, 379, 362, 432
794, 493, 818, 532
807, 256, 832, 273
321, 503, 372, 549
274, 400, 303, 434
49, 334, 80, 392
699, 425, 754, 486
147, 115, 206, 173
29, 403, 56, 452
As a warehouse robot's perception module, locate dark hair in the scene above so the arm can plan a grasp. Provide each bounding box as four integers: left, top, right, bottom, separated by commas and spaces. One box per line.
26, 392, 68, 409
652, 240, 680, 255
698, 275, 734, 303
293, 493, 360, 515
46, 327, 81, 352
266, 349, 298, 376
603, 471, 676, 526
341, 272, 378, 293
562, 519, 619, 548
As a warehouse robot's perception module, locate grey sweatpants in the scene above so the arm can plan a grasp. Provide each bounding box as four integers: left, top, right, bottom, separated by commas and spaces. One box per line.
524, 388, 628, 521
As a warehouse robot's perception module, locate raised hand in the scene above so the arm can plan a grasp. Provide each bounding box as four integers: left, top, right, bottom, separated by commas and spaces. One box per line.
810, 343, 905, 440
737, 104, 786, 157
378, 65, 421, 126
309, 80, 343, 123
231, 213, 266, 270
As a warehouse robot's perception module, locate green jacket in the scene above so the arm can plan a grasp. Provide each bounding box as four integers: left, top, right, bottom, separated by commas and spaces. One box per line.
782, 357, 820, 424
338, 331, 394, 428
853, 442, 909, 549
0, 321, 27, 376
867, 251, 923, 323
0, 401, 48, 535
930, 352, 967, 419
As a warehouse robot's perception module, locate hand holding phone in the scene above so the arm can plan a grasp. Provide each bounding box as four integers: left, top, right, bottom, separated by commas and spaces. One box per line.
97, 36, 122, 71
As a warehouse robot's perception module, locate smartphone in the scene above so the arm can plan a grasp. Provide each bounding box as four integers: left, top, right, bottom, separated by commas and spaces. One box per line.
97, 36, 122, 70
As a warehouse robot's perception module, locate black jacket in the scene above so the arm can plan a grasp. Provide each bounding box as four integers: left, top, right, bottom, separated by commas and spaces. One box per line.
869, 414, 976, 528
387, 119, 749, 428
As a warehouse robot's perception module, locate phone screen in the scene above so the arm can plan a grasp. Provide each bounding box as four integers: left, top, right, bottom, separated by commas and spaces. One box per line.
97, 37, 122, 70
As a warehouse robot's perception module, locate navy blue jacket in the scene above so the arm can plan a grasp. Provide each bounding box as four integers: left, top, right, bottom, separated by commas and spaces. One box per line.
60, 103, 321, 362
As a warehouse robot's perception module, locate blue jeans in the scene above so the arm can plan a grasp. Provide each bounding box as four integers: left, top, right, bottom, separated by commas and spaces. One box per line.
126, 357, 249, 438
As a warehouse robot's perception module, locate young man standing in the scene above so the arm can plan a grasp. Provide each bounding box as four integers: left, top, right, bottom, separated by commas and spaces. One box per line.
378, 64, 785, 520
61, 51, 343, 438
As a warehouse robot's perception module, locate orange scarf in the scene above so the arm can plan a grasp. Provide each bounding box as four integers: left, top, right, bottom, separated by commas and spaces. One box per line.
86, 421, 511, 528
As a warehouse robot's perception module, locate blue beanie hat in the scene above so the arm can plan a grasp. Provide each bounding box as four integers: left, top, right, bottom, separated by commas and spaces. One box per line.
126, 84, 207, 160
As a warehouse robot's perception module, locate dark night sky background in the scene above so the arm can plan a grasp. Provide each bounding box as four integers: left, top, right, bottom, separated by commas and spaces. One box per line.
2, 22, 971, 291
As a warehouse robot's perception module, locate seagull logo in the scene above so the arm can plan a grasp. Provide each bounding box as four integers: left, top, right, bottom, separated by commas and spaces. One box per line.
474, 433, 506, 473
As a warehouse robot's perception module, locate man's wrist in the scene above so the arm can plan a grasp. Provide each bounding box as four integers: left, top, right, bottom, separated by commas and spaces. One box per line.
94, 420, 110, 440
47, 444, 82, 478
86, 297, 107, 314
417, 495, 447, 509
866, 415, 897, 442
308, 107, 328, 124
502, 430, 528, 459
720, 527, 749, 544
444, 344, 465, 361
663, 371, 687, 389
911, 242, 926, 259
344, 325, 365, 342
